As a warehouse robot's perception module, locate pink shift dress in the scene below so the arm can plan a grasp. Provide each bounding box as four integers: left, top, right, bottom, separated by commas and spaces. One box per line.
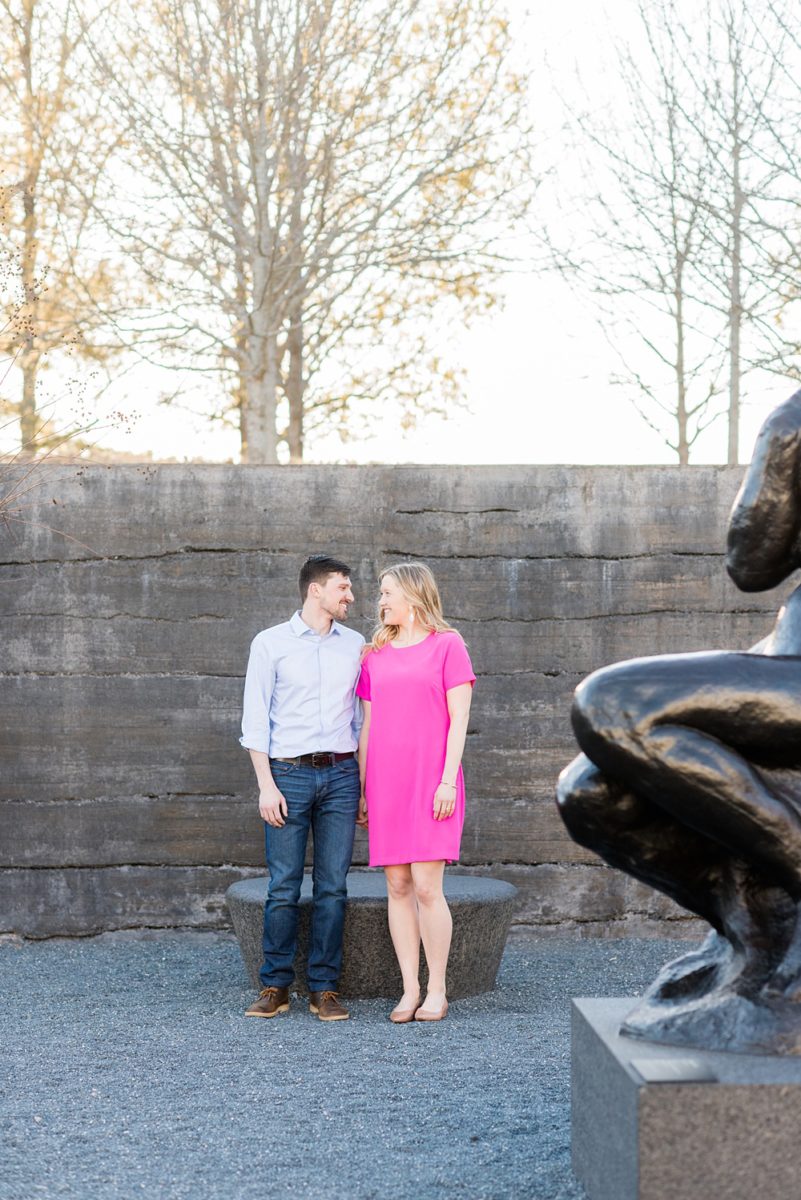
356, 630, 476, 866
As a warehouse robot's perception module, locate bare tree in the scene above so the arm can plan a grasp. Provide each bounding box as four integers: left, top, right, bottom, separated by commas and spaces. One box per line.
553, 0, 724, 463
0, 0, 124, 454
550, 0, 801, 463
88, 0, 533, 463
687, 0, 801, 462
722, 0, 801, 426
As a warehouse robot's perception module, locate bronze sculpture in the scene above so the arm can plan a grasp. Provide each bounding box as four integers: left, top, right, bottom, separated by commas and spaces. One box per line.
556, 389, 801, 1054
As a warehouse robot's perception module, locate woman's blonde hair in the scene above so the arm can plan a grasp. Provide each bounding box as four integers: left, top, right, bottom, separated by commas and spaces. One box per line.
368, 561, 455, 650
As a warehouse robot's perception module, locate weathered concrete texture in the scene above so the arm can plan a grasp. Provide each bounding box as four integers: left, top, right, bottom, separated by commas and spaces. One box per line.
0, 864, 264, 937
0, 861, 706, 943
572, 998, 801, 1200
458, 864, 709, 941
2, 463, 791, 937
226, 871, 518, 998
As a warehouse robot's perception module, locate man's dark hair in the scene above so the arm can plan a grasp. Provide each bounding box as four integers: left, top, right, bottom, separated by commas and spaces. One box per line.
299, 554, 352, 601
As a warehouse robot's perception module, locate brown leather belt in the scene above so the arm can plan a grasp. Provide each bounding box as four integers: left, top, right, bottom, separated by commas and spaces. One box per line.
271, 751, 356, 768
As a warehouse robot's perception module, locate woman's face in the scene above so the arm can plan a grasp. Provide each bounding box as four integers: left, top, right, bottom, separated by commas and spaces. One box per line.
379, 574, 410, 625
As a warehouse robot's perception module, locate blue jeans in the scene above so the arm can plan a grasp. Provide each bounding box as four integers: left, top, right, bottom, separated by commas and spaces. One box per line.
260, 757, 360, 991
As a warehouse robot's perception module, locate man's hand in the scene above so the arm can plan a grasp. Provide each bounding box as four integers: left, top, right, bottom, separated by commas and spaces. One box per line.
356, 794, 368, 829
259, 787, 288, 827
433, 783, 456, 821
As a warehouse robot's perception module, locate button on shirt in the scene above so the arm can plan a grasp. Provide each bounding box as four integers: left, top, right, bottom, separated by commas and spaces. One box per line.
240, 611, 365, 757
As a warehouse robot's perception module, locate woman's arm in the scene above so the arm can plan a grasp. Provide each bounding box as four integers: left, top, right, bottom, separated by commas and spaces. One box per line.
434, 683, 473, 821
357, 700, 371, 828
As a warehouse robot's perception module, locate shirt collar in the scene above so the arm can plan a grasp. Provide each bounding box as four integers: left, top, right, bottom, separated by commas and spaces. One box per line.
290, 610, 341, 638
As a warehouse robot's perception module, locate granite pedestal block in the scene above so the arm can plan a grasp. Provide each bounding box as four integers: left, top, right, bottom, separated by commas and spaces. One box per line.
572, 997, 801, 1200
226, 871, 517, 998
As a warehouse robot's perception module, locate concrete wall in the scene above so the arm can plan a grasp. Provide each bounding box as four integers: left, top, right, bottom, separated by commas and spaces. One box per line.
1, 462, 789, 938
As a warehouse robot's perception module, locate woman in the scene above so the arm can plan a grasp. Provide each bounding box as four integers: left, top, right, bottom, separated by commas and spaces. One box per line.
356, 562, 475, 1023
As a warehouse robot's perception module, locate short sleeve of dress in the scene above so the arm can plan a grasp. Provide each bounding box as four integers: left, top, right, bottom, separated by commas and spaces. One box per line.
355, 652, 372, 701
442, 633, 476, 691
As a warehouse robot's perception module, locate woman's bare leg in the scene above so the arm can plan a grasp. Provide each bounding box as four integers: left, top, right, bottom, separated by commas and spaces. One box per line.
411, 860, 451, 1012
384, 864, 421, 1009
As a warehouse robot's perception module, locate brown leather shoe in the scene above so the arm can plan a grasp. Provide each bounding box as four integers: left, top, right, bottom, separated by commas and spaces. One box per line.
245, 986, 290, 1018
308, 990, 349, 1021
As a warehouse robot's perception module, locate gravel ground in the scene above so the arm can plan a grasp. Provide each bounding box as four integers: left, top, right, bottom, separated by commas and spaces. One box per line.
0, 930, 691, 1200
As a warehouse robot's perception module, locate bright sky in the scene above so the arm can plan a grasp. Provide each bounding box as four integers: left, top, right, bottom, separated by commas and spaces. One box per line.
29, 0, 798, 466
86, 264, 791, 467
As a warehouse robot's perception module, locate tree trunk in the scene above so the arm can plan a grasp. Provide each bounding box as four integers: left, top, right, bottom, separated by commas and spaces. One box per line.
236, 369, 248, 459
18, 347, 39, 449
18, 180, 41, 452
241, 350, 278, 463
240, 257, 279, 464
19, 7, 40, 455
727, 43, 743, 467
241, 330, 279, 464
728, 190, 742, 466
286, 310, 304, 463
232, 284, 249, 462
242, 376, 279, 463
675, 253, 689, 465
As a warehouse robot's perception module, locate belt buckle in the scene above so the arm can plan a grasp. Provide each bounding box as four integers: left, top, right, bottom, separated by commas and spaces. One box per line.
311, 752, 331, 768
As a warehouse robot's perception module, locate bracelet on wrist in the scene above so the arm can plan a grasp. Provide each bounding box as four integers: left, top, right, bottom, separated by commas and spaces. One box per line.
440, 781, 456, 788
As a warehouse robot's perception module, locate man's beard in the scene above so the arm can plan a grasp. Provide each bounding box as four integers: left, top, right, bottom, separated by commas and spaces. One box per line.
323, 600, 350, 621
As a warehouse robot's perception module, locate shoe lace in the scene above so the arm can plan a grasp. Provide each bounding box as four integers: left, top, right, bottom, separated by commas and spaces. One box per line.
320, 990, 339, 1003
260, 987, 281, 997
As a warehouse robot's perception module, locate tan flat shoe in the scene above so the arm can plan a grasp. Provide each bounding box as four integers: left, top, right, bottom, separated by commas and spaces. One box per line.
414, 998, 449, 1023
389, 995, 421, 1024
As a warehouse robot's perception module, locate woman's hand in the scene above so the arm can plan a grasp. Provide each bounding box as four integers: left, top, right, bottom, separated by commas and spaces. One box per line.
357, 794, 369, 829
433, 782, 456, 820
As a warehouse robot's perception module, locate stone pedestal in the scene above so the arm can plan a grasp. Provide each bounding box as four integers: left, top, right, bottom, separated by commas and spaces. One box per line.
226, 870, 517, 998
572, 998, 801, 1200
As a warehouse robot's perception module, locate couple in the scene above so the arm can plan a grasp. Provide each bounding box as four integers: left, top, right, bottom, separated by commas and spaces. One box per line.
239, 554, 475, 1024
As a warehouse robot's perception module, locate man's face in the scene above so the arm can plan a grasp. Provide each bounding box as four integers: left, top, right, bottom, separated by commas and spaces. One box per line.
314, 572, 354, 621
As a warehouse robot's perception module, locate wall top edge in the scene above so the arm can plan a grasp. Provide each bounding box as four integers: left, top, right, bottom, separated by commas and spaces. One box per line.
4, 461, 746, 475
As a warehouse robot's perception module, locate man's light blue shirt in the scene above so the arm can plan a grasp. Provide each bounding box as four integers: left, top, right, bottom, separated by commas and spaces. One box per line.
240, 611, 364, 757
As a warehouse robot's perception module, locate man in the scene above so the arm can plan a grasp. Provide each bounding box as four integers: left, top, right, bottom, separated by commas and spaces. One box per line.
240, 554, 364, 1021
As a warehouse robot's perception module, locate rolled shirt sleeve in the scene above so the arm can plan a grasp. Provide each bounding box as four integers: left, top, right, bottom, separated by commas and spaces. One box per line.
350, 650, 368, 741
240, 634, 276, 754
351, 695, 364, 741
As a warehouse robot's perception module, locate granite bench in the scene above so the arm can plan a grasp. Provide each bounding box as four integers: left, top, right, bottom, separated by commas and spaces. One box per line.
225, 871, 518, 999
